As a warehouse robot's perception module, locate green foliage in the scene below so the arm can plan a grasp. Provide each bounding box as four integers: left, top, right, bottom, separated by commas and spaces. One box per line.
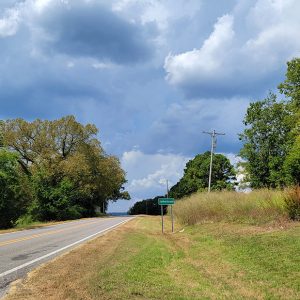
240, 58, 300, 189
0, 116, 129, 227
15, 214, 36, 228
128, 196, 167, 215
284, 186, 300, 221
0, 149, 31, 228
170, 151, 235, 199
278, 58, 300, 109
284, 135, 300, 185
239, 93, 292, 188
31, 171, 83, 221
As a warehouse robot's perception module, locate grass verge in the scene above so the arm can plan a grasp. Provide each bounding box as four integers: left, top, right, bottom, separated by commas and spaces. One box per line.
4, 216, 300, 300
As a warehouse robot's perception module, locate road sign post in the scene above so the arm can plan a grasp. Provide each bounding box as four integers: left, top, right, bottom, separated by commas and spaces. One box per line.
158, 198, 175, 233
171, 205, 174, 233
161, 204, 164, 233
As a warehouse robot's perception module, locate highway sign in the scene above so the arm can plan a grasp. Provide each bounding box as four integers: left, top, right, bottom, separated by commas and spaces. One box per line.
158, 198, 175, 205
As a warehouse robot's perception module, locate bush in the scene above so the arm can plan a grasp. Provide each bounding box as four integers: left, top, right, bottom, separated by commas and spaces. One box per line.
15, 214, 36, 228
284, 186, 300, 221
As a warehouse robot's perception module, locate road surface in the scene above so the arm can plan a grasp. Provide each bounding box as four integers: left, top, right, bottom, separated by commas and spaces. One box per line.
0, 216, 133, 297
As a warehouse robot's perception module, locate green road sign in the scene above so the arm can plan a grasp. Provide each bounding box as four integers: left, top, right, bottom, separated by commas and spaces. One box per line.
158, 198, 175, 205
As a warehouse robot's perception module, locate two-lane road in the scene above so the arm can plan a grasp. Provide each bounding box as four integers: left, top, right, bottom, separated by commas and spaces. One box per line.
0, 216, 133, 297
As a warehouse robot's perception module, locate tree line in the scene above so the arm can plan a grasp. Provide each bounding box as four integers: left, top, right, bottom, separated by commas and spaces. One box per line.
239, 58, 300, 188
129, 58, 300, 215
0, 116, 129, 228
127, 196, 167, 215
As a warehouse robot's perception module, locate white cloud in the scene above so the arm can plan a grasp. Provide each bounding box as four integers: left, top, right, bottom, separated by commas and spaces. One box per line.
121, 150, 190, 198
33, 0, 53, 13
0, 7, 20, 37
222, 153, 243, 167
164, 0, 300, 96
165, 14, 234, 84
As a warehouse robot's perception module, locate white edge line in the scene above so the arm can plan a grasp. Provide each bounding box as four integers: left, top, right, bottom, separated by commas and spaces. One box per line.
0, 217, 134, 278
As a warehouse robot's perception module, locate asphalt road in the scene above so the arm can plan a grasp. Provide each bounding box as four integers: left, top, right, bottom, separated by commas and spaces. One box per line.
0, 216, 133, 297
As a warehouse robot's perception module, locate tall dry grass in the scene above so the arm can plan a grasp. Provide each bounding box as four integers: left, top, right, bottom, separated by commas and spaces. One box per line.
172, 189, 288, 225
284, 186, 300, 221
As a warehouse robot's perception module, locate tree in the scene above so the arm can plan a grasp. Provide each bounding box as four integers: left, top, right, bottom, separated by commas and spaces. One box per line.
239, 93, 292, 188
0, 116, 129, 222
128, 196, 167, 215
0, 116, 99, 175
169, 152, 235, 199
278, 58, 300, 109
0, 149, 31, 228
284, 135, 300, 185
278, 58, 300, 185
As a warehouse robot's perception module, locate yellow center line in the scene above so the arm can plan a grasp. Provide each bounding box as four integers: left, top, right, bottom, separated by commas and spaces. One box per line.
0, 219, 108, 247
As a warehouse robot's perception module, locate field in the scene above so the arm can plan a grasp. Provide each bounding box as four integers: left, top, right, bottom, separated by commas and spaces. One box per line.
4, 216, 300, 300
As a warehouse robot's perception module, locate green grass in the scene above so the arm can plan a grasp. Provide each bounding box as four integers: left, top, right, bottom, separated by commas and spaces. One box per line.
172, 189, 288, 225
88, 217, 300, 300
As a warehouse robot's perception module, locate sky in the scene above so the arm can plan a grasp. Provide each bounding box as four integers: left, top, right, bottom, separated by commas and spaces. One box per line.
1, 0, 300, 212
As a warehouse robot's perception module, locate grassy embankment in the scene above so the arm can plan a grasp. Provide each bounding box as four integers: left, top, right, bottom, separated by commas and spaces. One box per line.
173, 189, 288, 226
5, 198, 300, 300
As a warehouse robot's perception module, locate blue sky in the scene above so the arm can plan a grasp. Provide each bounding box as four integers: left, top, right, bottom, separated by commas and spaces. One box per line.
1, 0, 300, 212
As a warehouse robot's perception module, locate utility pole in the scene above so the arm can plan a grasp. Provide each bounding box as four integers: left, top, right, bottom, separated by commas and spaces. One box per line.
166, 179, 169, 198
203, 130, 225, 192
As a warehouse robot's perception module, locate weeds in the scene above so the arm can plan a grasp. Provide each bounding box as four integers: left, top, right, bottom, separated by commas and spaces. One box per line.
284, 186, 300, 221
172, 189, 288, 225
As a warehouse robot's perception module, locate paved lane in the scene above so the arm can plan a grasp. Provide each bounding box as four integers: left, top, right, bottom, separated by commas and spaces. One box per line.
0, 216, 133, 297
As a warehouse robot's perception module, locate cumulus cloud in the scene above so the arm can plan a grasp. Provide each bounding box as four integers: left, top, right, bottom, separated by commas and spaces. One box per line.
164, 0, 300, 98
121, 150, 189, 197
165, 14, 234, 85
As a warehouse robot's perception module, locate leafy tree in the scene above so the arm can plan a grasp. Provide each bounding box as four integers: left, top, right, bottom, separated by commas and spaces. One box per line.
278, 58, 300, 109
284, 135, 300, 185
0, 116, 98, 175
169, 152, 235, 199
0, 116, 129, 222
278, 58, 300, 185
239, 93, 292, 188
128, 196, 167, 215
0, 149, 31, 228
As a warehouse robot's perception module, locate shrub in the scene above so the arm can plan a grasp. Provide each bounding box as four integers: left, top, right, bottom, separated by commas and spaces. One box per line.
284, 186, 300, 221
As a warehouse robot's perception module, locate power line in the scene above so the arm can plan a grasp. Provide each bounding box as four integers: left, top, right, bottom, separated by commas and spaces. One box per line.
203, 130, 225, 192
